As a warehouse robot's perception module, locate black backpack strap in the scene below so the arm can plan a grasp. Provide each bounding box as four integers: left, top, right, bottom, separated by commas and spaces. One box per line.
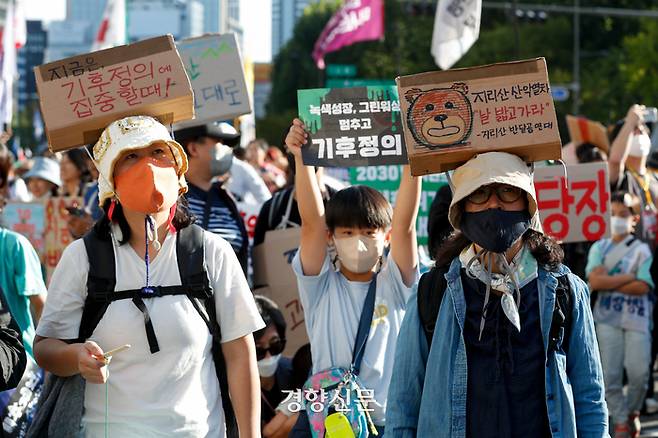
176, 224, 238, 438
268, 190, 285, 229
79, 230, 116, 342
351, 274, 378, 375
548, 273, 573, 353
80, 230, 163, 354
417, 265, 449, 348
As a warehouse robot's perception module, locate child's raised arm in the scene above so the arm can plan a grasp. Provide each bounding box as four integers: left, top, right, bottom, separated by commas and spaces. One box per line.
390, 165, 422, 287
285, 118, 327, 276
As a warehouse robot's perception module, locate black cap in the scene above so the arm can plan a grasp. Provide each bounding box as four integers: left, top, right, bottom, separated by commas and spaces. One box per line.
174, 122, 241, 147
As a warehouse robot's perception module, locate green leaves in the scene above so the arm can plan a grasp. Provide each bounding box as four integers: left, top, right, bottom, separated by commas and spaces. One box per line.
260, 0, 658, 147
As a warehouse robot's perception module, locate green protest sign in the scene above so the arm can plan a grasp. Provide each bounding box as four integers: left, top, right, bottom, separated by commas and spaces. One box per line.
297, 86, 407, 167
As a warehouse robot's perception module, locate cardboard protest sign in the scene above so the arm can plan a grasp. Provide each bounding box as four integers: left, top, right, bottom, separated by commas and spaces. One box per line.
349, 166, 446, 247
534, 162, 611, 243
2, 202, 46, 255
43, 197, 82, 283
34, 35, 194, 152
566, 115, 610, 154
396, 58, 562, 175
175, 34, 251, 128
253, 228, 308, 357
297, 86, 407, 167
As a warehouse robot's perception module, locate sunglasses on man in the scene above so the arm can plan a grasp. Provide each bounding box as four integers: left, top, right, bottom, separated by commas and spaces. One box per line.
256, 338, 286, 360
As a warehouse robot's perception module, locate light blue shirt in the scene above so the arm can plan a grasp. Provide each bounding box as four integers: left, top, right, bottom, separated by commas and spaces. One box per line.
292, 252, 417, 426
0, 228, 47, 358
586, 238, 654, 333
386, 258, 608, 438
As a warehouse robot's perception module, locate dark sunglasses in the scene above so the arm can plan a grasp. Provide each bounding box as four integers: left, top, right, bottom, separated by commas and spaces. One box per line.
466, 184, 524, 205
256, 338, 286, 360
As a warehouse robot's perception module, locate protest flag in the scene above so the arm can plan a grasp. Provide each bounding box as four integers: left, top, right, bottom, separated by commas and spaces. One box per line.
312, 0, 384, 69
92, 0, 126, 51
431, 0, 482, 70
0, 0, 26, 126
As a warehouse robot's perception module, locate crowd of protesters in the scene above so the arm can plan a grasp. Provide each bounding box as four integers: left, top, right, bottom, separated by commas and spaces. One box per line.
0, 103, 654, 437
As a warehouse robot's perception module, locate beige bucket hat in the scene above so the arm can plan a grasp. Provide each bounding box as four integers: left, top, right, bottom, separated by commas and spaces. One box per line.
93, 116, 188, 206
448, 151, 543, 233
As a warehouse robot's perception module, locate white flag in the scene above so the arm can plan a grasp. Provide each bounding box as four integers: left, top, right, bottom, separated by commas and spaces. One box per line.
33, 107, 44, 141
431, 0, 482, 70
92, 0, 126, 51
0, 0, 24, 126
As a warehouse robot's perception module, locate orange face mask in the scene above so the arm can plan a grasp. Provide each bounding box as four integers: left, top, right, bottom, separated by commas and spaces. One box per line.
114, 157, 179, 214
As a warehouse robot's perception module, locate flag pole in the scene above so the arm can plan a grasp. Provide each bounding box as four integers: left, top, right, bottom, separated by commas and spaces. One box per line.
124, 0, 129, 43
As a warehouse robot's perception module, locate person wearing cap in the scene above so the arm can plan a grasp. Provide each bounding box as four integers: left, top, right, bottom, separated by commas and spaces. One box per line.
386, 152, 607, 437
176, 121, 270, 205
23, 156, 60, 200
175, 122, 264, 275
34, 116, 265, 437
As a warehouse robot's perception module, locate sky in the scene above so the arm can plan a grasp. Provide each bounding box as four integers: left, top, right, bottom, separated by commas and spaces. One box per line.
25, 0, 272, 62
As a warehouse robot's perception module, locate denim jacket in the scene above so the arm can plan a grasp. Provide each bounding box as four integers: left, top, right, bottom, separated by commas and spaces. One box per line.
386, 258, 608, 438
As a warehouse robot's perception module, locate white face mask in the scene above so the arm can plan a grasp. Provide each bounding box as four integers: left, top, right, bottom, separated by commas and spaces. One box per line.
333, 234, 385, 274
628, 134, 652, 158
257, 354, 281, 377
611, 216, 633, 236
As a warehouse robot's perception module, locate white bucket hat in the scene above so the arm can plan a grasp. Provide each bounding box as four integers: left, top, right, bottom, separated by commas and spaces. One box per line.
448, 151, 543, 234
24, 157, 62, 188
93, 116, 188, 206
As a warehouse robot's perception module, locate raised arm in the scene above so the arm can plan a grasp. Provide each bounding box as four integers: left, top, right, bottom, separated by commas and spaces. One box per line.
390, 165, 422, 286
285, 118, 327, 275
608, 105, 644, 185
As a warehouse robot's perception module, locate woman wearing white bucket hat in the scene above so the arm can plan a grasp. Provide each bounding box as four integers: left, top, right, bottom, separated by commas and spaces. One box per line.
23, 156, 61, 200
32, 116, 265, 437
386, 152, 608, 437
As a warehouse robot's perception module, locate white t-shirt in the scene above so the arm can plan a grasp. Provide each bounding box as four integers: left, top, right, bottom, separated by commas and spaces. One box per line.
225, 158, 271, 205
292, 252, 416, 426
37, 228, 265, 438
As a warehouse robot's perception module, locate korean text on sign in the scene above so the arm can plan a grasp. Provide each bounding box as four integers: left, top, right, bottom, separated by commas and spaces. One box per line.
62, 59, 175, 120
298, 86, 408, 168
534, 162, 611, 243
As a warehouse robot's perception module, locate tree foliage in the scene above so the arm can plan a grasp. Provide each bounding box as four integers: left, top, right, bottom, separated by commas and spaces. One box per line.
259, 0, 658, 145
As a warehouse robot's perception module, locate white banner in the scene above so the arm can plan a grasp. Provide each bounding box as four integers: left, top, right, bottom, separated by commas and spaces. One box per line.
431, 0, 482, 70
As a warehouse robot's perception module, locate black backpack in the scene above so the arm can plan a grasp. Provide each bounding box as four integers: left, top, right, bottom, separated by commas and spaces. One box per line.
80, 224, 238, 438
417, 264, 572, 353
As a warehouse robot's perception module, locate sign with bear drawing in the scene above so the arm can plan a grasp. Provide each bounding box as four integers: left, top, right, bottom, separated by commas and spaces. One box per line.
396, 58, 562, 176
297, 86, 408, 167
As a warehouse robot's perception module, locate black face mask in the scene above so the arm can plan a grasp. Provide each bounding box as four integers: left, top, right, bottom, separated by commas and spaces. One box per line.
460, 209, 532, 253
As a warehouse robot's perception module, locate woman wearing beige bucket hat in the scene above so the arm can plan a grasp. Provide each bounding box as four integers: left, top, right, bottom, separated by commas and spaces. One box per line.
386, 152, 608, 438
31, 116, 265, 437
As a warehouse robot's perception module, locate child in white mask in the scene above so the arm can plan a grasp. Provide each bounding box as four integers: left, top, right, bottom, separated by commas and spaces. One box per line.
587, 191, 654, 438
284, 118, 422, 436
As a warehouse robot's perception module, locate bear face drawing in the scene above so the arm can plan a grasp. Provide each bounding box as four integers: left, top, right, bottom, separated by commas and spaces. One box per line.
405, 83, 473, 148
